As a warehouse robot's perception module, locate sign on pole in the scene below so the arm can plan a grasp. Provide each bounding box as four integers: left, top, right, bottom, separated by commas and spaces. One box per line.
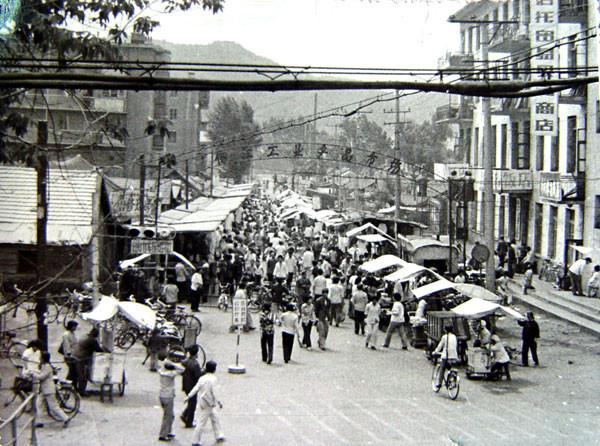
229, 297, 247, 374
130, 239, 173, 255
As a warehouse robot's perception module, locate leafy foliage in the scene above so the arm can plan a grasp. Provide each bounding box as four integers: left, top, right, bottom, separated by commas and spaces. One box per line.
207, 97, 262, 183
338, 115, 393, 162
399, 120, 454, 174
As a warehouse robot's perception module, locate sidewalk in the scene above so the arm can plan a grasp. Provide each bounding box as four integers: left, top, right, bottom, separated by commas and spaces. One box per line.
507, 272, 600, 336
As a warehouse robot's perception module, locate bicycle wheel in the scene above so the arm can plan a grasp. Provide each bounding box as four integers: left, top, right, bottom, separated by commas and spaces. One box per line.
179, 315, 202, 336
117, 370, 126, 396
446, 372, 460, 400
431, 365, 441, 393
45, 302, 60, 324
8, 341, 26, 368
115, 331, 137, 351
55, 386, 80, 418
197, 345, 207, 368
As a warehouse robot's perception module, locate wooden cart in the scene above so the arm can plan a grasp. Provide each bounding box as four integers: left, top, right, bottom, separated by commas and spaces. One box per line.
425, 311, 470, 363
89, 351, 127, 403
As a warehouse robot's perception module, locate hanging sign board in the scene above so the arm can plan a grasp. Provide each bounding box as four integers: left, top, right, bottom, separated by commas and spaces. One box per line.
131, 239, 173, 255
530, 0, 559, 136
232, 298, 247, 327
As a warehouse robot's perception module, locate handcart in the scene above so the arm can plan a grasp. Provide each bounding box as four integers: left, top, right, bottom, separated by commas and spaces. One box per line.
465, 347, 492, 379
89, 350, 127, 402
425, 311, 470, 364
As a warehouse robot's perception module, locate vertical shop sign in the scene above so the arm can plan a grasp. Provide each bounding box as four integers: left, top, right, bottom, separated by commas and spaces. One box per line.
530, 0, 559, 136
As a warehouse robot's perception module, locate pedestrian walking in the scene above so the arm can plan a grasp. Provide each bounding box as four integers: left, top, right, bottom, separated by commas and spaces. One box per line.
365, 295, 381, 350
181, 345, 203, 429
280, 304, 300, 363
586, 265, 600, 298
314, 291, 331, 350
328, 276, 345, 326
72, 328, 106, 396
187, 360, 225, 446
32, 352, 70, 428
175, 262, 190, 302
300, 298, 316, 349
260, 304, 276, 364
518, 311, 540, 367
382, 293, 409, 350
522, 263, 534, 295
189, 267, 203, 312
158, 354, 185, 442
351, 284, 368, 335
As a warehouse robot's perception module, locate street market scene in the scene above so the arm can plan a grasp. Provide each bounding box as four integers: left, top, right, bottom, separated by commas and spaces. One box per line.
1, 0, 600, 445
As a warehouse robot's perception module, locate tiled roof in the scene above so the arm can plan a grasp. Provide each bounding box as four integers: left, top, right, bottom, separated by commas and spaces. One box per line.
0, 166, 100, 245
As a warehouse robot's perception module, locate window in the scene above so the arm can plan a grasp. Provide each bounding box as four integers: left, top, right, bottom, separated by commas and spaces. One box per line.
169, 108, 178, 120
498, 195, 506, 237
596, 100, 600, 133
536, 135, 544, 171
595, 196, 600, 229
548, 206, 557, 258
566, 115, 577, 173
511, 122, 519, 169
550, 118, 560, 171
492, 125, 497, 168
500, 124, 507, 168
534, 203, 543, 254
518, 121, 531, 169
473, 127, 480, 166
17, 251, 37, 274
167, 131, 177, 143
567, 34, 577, 78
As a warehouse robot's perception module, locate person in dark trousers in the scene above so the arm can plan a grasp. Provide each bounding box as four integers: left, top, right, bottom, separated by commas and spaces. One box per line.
72, 327, 106, 395
34, 295, 49, 351
518, 312, 540, 367
181, 345, 203, 428
280, 304, 299, 363
259, 303, 276, 364
60, 320, 79, 384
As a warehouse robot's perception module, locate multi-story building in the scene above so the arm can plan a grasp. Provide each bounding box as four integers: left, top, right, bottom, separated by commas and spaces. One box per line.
438, 0, 589, 267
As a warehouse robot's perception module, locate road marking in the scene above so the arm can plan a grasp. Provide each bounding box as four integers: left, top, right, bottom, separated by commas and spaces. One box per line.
463, 398, 536, 440
326, 402, 382, 444
287, 399, 351, 445
273, 410, 315, 445
405, 400, 477, 441
493, 403, 569, 438
349, 400, 413, 442
388, 406, 439, 436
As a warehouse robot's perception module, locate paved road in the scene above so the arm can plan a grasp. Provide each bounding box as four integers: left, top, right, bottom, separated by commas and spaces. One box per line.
5, 303, 600, 446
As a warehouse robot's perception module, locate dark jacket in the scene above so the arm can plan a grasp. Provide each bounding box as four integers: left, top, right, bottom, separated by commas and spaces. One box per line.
73, 335, 104, 361
181, 357, 203, 393
518, 320, 540, 342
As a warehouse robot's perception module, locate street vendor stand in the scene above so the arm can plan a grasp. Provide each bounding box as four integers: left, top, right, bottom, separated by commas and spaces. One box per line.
425, 311, 470, 363
80, 295, 127, 402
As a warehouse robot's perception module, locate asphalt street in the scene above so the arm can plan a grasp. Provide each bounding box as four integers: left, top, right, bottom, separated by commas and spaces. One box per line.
4, 301, 600, 446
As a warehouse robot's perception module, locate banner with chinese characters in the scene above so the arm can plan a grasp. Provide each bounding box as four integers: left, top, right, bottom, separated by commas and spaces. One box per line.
530, 0, 559, 136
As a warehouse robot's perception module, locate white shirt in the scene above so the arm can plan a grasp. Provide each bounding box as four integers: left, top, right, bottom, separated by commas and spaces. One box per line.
302, 250, 314, 269
188, 373, 218, 410
328, 283, 345, 304
365, 302, 380, 324
434, 333, 458, 360
22, 347, 41, 375
389, 301, 405, 323
273, 262, 288, 279
569, 259, 588, 275
190, 272, 203, 291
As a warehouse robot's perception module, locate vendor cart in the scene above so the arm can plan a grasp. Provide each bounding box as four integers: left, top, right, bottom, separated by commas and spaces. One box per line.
90, 351, 127, 402
465, 347, 492, 379
425, 311, 470, 363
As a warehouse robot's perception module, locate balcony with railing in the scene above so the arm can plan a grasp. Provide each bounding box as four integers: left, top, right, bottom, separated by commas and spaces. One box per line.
488, 22, 529, 53
434, 100, 474, 124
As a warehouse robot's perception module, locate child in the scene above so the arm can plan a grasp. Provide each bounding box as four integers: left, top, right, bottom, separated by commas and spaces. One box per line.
33, 351, 70, 428
587, 265, 600, 298
522, 263, 534, 295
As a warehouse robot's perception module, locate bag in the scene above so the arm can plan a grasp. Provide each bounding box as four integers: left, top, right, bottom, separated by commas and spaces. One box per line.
58, 341, 65, 355
14, 376, 33, 393
402, 302, 410, 324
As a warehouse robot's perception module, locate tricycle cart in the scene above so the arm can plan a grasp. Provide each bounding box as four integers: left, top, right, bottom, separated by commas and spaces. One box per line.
425, 311, 470, 364
89, 351, 127, 402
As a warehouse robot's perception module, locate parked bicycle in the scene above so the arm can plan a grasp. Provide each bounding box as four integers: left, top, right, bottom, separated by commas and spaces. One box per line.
145, 297, 202, 336
5, 365, 80, 422
431, 353, 460, 400
0, 330, 27, 368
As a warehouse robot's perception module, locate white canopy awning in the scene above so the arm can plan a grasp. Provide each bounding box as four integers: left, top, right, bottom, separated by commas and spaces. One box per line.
118, 301, 157, 330
119, 251, 195, 270
412, 279, 455, 299
384, 263, 428, 282
81, 295, 119, 322
452, 283, 502, 303
359, 254, 407, 273
451, 297, 525, 320
357, 234, 392, 244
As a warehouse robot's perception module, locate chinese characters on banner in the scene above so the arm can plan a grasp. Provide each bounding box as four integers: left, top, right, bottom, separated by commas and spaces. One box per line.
530, 0, 559, 136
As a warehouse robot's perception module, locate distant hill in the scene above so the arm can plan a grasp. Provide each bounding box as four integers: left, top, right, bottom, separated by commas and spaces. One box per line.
154, 40, 446, 129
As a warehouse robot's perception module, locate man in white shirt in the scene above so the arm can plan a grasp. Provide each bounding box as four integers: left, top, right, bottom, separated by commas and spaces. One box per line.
273, 256, 288, 282
569, 257, 591, 296
186, 361, 225, 445
328, 276, 345, 327
190, 268, 203, 312
382, 293, 409, 350
433, 325, 458, 390
302, 249, 314, 272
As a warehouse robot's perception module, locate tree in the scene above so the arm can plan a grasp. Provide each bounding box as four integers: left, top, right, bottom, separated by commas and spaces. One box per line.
207, 97, 262, 183
0, 0, 224, 163
400, 120, 454, 172
338, 115, 393, 164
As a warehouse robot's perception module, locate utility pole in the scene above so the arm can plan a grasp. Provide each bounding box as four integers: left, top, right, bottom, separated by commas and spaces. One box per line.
384, 96, 410, 243
185, 159, 189, 209
481, 23, 496, 291
139, 154, 145, 224
36, 120, 48, 350
210, 146, 214, 198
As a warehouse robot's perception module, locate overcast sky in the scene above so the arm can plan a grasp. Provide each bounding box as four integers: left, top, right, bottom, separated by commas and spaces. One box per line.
152, 0, 466, 69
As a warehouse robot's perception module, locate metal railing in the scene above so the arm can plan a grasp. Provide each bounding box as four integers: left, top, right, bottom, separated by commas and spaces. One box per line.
0, 393, 38, 446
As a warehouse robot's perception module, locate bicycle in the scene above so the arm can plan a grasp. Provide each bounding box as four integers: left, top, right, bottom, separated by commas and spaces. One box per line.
56, 289, 94, 328
145, 298, 202, 336
431, 354, 460, 400
5, 366, 80, 422
0, 330, 27, 368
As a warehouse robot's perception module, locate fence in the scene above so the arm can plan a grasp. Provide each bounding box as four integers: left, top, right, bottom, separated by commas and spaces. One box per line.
0, 393, 38, 446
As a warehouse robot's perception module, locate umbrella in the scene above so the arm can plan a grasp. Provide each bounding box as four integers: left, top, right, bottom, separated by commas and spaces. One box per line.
118, 301, 157, 330
452, 283, 503, 303
80, 295, 119, 322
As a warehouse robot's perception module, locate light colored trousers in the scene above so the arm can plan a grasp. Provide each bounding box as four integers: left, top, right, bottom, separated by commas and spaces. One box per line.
191, 407, 224, 445
365, 321, 379, 347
